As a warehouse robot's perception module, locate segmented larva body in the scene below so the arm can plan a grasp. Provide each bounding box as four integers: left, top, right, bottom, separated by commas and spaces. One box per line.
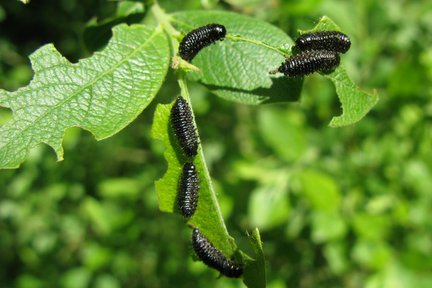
170, 96, 199, 157
179, 24, 227, 62
192, 228, 243, 278
278, 50, 340, 77
178, 162, 199, 218
295, 31, 351, 54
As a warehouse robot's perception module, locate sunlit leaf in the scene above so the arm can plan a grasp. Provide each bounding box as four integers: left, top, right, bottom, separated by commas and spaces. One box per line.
0, 24, 170, 169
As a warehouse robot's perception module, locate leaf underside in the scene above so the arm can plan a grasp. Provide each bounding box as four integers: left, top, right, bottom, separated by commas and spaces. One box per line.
0, 24, 170, 169
243, 228, 266, 288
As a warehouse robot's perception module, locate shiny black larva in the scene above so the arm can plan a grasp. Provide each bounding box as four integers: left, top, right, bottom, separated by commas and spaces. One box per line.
178, 162, 199, 218
170, 96, 199, 157
179, 23, 227, 62
295, 31, 351, 54
278, 50, 340, 77
192, 228, 243, 278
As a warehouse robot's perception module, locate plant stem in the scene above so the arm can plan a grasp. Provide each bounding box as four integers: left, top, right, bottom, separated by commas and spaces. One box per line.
177, 71, 190, 99
151, 2, 180, 37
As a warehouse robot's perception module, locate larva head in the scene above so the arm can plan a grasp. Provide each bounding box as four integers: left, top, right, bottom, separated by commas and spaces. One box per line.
212, 24, 227, 38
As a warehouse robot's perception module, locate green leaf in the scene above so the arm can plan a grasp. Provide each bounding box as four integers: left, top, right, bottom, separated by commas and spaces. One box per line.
244, 228, 266, 288
151, 100, 237, 257
61, 268, 91, 288
0, 24, 170, 169
116, 1, 145, 17
248, 183, 291, 231
324, 241, 349, 274
304, 16, 379, 127
258, 106, 306, 161
83, 4, 145, 52
152, 100, 265, 285
352, 213, 391, 241
352, 239, 392, 269
311, 211, 347, 243
326, 67, 379, 127
97, 178, 140, 199
172, 11, 302, 105
299, 169, 341, 212
82, 243, 112, 271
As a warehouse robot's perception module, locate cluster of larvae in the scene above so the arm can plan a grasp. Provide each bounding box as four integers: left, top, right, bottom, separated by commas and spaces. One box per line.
278, 31, 351, 76
171, 23, 351, 279
178, 24, 351, 77
170, 96, 243, 278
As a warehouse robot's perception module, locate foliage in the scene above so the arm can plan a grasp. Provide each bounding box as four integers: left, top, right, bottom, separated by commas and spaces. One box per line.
0, 25, 169, 168
172, 10, 301, 105
1, 0, 431, 287
152, 100, 237, 257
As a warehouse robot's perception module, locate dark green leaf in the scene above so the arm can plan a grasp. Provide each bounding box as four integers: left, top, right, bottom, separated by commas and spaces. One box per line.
172, 11, 302, 104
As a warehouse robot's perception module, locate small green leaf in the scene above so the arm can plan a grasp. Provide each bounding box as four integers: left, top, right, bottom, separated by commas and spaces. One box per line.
172, 11, 302, 105
151, 100, 237, 257
244, 228, 266, 288
116, 1, 145, 17
311, 211, 347, 243
352, 239, 392, 269
258, 107, 307, 161
323, 242, 349, 274
299, 169, 341, 212
61, 268, 91, 288
97, 178, 140, 199
0, 24, 170, 169
352, 213, 391, 241
248, 184, 291, 230
304, 16, 379, 127
326, 67, 379, 127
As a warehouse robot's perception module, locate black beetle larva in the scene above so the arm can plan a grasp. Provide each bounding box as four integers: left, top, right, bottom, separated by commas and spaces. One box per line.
179, 24, 227, 62
178, 162, 199, 218
191, 228, 243, 278
295, 31, 351, 54
277, 50, 340, 77
170, 96, 199, 157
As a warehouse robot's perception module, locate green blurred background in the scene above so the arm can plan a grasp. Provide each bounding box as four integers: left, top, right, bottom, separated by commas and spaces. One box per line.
1, 0, 432, 287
